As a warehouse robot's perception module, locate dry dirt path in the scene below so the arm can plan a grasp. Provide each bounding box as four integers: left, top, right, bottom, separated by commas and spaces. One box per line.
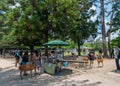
0, 57, 120, 86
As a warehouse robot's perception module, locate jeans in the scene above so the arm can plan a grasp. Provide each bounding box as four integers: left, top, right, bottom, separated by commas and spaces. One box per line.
115, 58, 120, 70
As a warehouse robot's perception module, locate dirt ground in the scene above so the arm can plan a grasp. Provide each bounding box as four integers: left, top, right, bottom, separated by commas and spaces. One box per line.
0, 57, 120, 86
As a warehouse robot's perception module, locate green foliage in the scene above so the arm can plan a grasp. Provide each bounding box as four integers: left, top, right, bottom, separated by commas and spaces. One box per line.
113, 12, 120, 30
70, 0, 98, 43
1, 0, 81, 47
111, 34, 120, 46
106, 0, 120, 34
69, 0, 98, 55
0, 0, 98, 51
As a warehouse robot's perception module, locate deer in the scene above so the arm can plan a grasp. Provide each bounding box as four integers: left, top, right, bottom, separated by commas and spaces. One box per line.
19, 61, 35, 79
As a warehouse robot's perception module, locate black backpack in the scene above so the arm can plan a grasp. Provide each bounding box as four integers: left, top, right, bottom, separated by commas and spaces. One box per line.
118, 50, 120, 58
15, 52, 20, 59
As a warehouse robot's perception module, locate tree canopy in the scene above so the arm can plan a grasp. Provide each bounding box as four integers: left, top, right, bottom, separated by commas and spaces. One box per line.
0, 0, 100, 56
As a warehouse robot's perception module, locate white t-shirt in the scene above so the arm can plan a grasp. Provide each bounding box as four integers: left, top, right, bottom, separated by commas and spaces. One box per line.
114, 48, 119, 59
72, 49, 77, 54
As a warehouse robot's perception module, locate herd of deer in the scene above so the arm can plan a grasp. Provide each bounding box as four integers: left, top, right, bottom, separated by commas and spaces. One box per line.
82, 55, 104, 68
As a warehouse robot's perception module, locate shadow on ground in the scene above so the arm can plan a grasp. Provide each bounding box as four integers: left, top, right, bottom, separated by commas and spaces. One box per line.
58, 68, 73, 76
0, 66, 102, 86
0, 68, 2, 71
0, 57, 103, 86
111, 69, 120, 74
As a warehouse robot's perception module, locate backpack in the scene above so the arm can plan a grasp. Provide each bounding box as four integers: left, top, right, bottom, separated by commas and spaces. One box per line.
118, 50, 120, 59
15, 52, 20, 59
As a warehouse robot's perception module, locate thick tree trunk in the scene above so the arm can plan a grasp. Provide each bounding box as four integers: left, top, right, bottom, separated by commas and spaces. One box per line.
101, 0, 109, 58
44, 28, 48, 57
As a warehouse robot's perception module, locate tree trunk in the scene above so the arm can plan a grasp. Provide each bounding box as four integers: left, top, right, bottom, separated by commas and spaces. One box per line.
29, 45, 34, 55
101, 0, 109, 58
2, 48, 6, 58
77, 40, 81, 56
44, 28, 48, 57
108, 10, 115, 57
108, 33, 111, 57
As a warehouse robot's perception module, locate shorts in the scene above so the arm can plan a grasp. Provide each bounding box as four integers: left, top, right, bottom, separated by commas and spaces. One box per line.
89, 56, 94, 61
16, 58, 19, 63
21, 62, 27, 65
34, 60, 40, 67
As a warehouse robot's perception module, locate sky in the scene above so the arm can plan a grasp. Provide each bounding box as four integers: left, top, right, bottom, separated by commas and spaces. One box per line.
90, 0, 119, 42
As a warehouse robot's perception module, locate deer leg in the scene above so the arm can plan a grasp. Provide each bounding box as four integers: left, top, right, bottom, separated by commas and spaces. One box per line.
102, 62, 104, 67
30, 70, 32, 78
98, 62, 99, 67
20, 71, 23, 80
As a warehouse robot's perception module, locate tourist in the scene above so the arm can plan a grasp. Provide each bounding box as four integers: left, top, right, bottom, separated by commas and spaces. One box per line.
71, 48, 77, 58
32, 51, 41, 75
15, 50, 21, 67
19, 50, 29, 76
82, 49, 87, 56
88, 49, 95, 69
114, 45, 120, 71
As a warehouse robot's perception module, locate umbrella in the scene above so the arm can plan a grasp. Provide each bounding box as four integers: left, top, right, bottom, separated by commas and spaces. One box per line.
43, 40, 69, 59
43, 40, 69, 46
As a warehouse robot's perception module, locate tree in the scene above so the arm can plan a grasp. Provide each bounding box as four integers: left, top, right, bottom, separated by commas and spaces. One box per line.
0, 0, 14, 50
100, 0, 108, 57
2, 0, 85, 54
111, 34, 120, 46
0, 0, 101, 57
37, 0, 81, 55
106, 0, 120, 57
69, 0, 98, 55
0, 0, 11, 41
7, 0, 45, 53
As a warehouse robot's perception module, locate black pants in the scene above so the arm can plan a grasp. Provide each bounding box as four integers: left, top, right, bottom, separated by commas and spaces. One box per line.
115, 58, 120, 70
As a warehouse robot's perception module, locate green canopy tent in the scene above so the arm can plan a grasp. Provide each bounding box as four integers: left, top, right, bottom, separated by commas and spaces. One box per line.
43, 40, 69, 74
43, 40, 69, 46
43, 39, 69, 59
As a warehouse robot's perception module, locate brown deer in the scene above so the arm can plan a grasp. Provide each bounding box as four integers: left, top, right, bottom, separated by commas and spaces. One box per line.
19, 61, 35, 79
82, 56, 89, 62
96, 55, 104, 67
